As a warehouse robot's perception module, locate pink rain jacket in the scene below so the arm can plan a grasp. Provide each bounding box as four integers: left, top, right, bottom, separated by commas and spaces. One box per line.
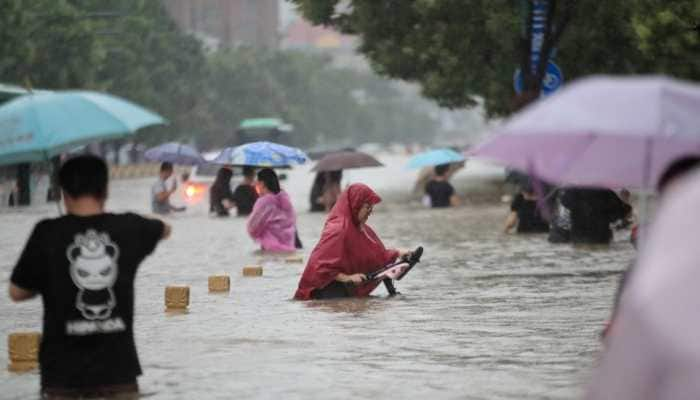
247, 190, 296, 252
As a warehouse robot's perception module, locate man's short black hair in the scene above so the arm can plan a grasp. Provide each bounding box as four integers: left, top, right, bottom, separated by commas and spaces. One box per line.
58, 155, 108, 199
160, 162, 173, 172
242, 165, 256, 178
434, 163, 450, 177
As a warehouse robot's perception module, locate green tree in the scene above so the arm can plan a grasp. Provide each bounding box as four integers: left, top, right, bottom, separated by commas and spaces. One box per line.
75, 0, 211, 145
0, 0, 211, 145
0, 0, 103, 89
290, 0, 700, 116
203, 48, 438, 149
630, 1, 700, 80
0, 0, 438, 151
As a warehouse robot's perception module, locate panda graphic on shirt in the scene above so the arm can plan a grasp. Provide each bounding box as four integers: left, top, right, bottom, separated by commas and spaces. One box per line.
66, 230, 120, 321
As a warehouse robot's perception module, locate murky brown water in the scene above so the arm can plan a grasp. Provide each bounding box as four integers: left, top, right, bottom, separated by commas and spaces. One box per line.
0, 155, 633, 399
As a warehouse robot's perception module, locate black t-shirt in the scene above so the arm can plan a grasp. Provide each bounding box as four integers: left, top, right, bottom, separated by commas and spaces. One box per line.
425, 180, 455, 208
10, 213, 164, 389
232, 184, 258, 216
510, 193, 549, 233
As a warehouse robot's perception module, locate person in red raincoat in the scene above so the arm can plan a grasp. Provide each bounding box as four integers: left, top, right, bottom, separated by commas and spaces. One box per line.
294, 183, 409, 300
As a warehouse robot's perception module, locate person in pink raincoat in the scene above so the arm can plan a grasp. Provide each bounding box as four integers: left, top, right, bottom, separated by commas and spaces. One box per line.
246, 168, 297, 252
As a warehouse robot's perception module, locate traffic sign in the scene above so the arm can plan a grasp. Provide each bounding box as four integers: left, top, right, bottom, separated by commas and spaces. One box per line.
513, 60, 563, 96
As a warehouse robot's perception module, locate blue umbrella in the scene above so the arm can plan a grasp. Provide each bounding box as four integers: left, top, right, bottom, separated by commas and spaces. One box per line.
407, 148, 465, 168
144, 142, 205, 165
0, 90, 165, 166
211, 141, 308, 167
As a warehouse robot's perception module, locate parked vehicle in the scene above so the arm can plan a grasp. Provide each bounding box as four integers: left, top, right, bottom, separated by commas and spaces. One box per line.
234, 118, 293, 145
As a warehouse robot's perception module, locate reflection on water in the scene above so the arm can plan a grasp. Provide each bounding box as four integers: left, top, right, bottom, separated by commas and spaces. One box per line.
303, 298, 388, 315
0, 156, 634, 400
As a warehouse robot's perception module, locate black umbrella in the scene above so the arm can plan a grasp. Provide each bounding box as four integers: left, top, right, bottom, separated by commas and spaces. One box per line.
311, 151, 383, 172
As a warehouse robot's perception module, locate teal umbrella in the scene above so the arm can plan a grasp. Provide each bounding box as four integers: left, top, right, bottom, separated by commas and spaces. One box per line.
407, 148, 465, 168
0, 83, 51, 105
0, 83, 32, 104
0, 90, 166, 166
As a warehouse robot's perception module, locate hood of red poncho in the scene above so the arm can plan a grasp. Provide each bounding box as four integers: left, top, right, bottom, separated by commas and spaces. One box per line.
328, 182, 382, 226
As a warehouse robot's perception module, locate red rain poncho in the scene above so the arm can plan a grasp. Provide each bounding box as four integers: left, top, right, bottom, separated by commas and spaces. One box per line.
294, 183, 399, 300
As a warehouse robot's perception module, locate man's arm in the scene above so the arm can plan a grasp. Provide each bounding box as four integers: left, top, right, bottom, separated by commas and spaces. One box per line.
155, 180, 178, 202
161, 222, 172, 239
156, 190, 170, 202
156, 187, 177, 202
450, 194, 461, 207
504, 211, 518, 233
9, 283, 36, 302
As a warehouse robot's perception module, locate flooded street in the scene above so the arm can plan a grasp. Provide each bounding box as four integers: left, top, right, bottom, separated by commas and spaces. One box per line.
0, 155, 634, 399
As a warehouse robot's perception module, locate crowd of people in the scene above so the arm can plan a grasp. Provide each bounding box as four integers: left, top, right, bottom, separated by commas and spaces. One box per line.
504, 178, 634, 246
10, 151, 700, 398
8, 154, 414, 397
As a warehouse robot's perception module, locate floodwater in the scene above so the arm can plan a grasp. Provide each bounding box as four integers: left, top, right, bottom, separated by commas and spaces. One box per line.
0, 155, 634, 399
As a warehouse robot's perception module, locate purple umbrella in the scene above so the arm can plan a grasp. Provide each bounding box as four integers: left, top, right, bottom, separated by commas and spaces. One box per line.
470, 75, 700, 189
311, 151, 383, 172
144, 142, 205, 165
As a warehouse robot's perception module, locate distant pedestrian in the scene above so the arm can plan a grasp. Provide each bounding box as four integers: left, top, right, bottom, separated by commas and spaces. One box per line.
9, 155, 171, 399
319, 170, 343, 212
247, 168, 297, 252
309, 172, 326, 212
413, 161, 464, 197
7, 180, 18, 207
151, 162, 185, 214
232, 166, 259, 216
424, 163, 460, 208
504, 181, 549, 234
209, 167, 235, 217
561, 188, 630, 245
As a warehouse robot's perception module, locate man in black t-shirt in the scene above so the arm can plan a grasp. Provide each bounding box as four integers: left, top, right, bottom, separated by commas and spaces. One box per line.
9, 155, 171, 398
424, 163, 460, 208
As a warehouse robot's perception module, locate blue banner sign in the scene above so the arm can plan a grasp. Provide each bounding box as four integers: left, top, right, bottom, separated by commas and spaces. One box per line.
530, 0, 549, 74
513, 60, 563, 96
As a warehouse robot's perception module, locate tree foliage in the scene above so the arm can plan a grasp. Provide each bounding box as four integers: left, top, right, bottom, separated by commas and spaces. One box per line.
290, 0, 700, 116
0, 0, 102, 88
630, 0, 700, 79
0, 0, 437, 151
203, 48, 436, 148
